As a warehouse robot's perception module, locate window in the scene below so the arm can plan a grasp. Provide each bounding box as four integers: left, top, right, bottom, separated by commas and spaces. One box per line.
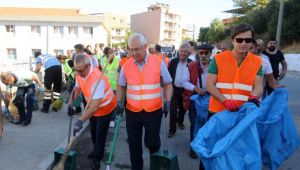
68, 26, 78, 35
120, 19, 124, 24
83, 27, 93, 35
31, 25, 41, 34
116, 29, 121, 35
7, 48, 17, 60
53, 26, 64, 36
6, 25, 15, 33
32, 49, 41, 56
54, 49, 64, 56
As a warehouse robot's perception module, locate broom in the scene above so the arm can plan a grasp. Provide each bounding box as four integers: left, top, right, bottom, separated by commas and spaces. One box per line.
0, 109, 3, 139
52, 81, 75, 111
52, 55, 113, 170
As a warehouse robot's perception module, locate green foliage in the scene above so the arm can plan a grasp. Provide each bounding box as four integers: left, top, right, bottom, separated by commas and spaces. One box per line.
230, 0, 300, 47
197, 19, 226, 43
233, 0, 270, 12
197, 27, 210, 43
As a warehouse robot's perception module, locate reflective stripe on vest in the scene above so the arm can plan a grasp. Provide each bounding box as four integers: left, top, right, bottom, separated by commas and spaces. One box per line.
223, 94, 249, 101
216, 83, 252, 91
42, 56, 52, 65
127, 83, 161, 91
123, 54, 162, 112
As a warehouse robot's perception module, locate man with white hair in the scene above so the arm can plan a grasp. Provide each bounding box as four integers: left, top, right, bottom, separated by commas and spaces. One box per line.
117, 33, 173, 170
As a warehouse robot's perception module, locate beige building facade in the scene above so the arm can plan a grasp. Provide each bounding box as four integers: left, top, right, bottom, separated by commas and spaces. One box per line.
131, 3, 182, 48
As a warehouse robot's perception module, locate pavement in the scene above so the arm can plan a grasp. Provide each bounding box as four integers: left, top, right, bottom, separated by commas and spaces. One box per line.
0, 70, 300, 170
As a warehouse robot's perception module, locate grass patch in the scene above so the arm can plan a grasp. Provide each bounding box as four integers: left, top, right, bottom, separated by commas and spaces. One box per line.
282, 42, 300, 54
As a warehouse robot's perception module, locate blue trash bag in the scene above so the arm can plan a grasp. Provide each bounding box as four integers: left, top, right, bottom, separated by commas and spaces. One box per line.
257, 88, 300, 170
191, 103, 262, 170
190, 93, 210, 137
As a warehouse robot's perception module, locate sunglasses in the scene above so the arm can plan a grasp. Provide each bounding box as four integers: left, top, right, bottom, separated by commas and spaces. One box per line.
235, 38, 253, 43
75, 64, 89, 74
199, 51, 209, 55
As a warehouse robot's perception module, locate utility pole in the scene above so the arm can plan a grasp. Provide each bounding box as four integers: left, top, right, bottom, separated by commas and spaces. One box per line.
276, 0, 284, 49
192, 24, 195, 41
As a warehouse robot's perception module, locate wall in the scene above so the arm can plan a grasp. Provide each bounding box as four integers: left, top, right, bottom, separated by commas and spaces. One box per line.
285, 54, 300, 71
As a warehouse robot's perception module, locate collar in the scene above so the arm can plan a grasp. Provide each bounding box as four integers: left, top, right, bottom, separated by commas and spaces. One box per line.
83, 65, 93, 80
134, 53, 149, 65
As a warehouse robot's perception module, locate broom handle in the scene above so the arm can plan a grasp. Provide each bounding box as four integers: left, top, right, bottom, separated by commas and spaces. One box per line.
161, 85, 168, 154
106, 92, 126, 165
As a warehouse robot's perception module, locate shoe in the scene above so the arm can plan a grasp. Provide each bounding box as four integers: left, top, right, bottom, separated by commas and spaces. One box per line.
109, 121, 115, 128
189, 149, 198, 159
14, 120, 23, 125
88, 152, 94, 160
52, 107, 58, 112
178, 122, 185, 129
168, 131, 175, 138
41, 108, 49, 113
91, 161, 100, 170
23, 121, 31, 126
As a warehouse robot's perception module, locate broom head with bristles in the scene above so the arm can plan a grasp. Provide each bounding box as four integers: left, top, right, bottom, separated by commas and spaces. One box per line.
52, 98, 64, 110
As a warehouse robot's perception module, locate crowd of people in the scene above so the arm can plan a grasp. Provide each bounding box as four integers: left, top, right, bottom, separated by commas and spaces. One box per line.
0, 22, 289, 170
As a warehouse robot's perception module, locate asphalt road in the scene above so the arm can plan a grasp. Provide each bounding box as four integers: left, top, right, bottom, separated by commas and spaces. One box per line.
75, 73, 300, 170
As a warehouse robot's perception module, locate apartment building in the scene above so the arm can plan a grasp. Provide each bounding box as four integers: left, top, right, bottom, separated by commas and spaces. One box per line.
131, 3, 182, 48
0, 7, 107, 66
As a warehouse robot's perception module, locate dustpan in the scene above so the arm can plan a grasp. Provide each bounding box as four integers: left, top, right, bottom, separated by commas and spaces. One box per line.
150, 111, 179, 170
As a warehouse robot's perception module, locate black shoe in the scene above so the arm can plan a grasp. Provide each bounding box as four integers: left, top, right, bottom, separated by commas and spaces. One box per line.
178, 122, 185, 129
168, 131, 175, 138
88, 152, 94, 160
14, 120, 23, 125
189, 149, 198, 159
41, 108, 49, 113
52, 107, 58, 112
23, 121, 31, 126
91, 161, 100, 170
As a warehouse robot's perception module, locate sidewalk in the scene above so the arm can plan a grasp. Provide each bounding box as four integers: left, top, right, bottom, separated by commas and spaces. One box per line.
0, 105, 87, 170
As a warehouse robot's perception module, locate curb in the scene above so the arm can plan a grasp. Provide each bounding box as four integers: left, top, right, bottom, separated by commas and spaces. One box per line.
34, 121, 90, 170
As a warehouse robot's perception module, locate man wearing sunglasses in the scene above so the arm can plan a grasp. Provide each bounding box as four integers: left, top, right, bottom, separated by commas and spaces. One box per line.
206, 23, 263, 114
182, 43, 213, 160
70, 54, 117, 170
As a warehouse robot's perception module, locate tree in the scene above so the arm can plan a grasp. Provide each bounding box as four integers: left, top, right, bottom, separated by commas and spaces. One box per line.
232, 0, 270, 13
197, 27, 210, 43
207, 19, 226, 43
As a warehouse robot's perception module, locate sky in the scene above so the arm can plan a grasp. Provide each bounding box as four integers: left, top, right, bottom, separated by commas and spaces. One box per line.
0, 0, 235, 28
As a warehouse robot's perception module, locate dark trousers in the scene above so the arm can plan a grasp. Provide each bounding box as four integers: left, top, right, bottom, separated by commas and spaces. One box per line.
14, 84, 35, 123
89, 112, 112, 163
126, 108, 163, 170
169, 87, 185, 133
188, 100, 196, 142
43, 65, 62, 111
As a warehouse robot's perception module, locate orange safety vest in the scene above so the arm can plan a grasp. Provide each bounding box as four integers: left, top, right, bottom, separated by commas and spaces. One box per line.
123, 54, 162, 112
157, 53, 170, 67
76, 67, 117, 116
209, 51, 262, 113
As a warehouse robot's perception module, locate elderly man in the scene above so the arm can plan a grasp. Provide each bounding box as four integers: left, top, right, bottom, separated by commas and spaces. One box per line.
182, 44, 213, 159
70, 54, 117, 170
117, 33, 173, 170
1, 70, 43, 126
167, 43, 192, 138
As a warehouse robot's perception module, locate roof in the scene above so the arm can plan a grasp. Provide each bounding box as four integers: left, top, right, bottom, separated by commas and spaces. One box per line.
0, 7, 102, 23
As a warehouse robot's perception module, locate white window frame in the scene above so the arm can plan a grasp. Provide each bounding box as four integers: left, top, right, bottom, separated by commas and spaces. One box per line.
7, 48, 17, 60
53, 26, 64, 37
54, 49, 64, 56
31, 25, 41, 36
82, 27, 93, 37
116, 29, 121, 36
68, 26, 78, 37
